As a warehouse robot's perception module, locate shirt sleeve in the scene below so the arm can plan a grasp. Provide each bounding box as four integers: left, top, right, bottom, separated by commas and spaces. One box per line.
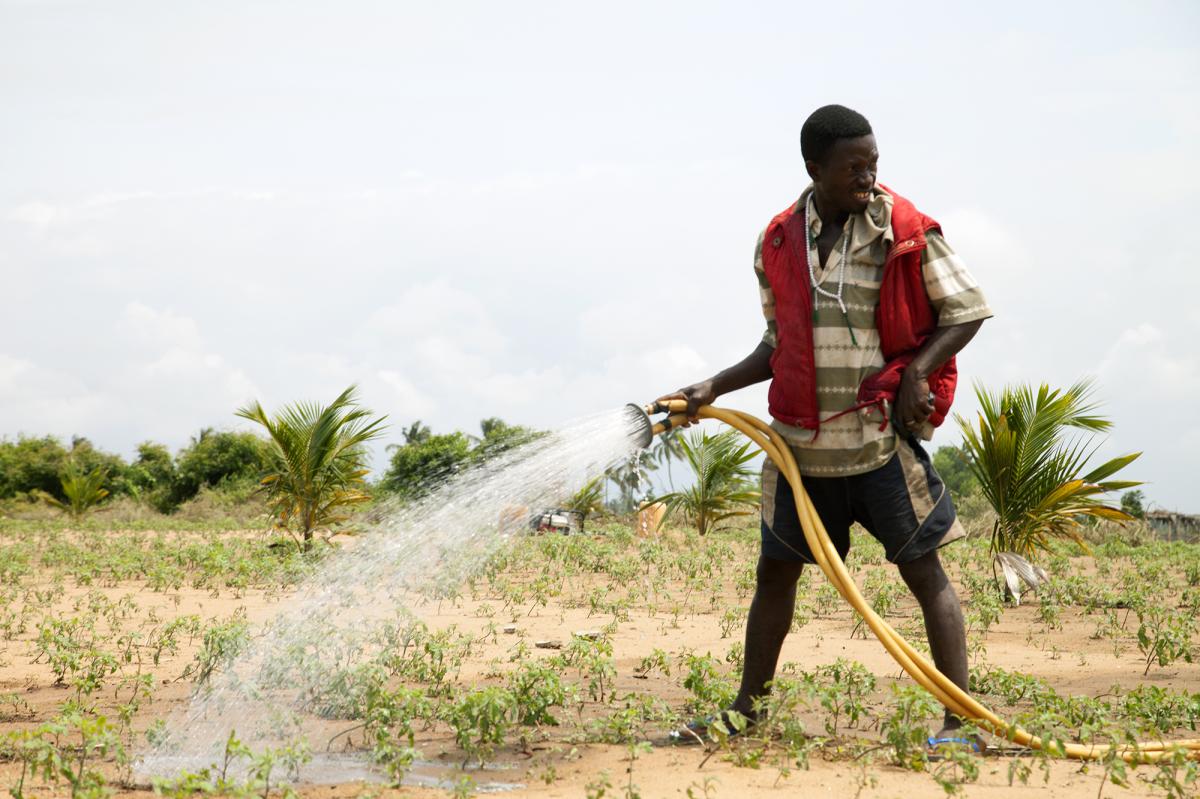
921, 230, 994, 327
754, 228, 778, 347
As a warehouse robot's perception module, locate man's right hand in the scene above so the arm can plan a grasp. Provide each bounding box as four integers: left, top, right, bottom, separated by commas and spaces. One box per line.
656, 381, 717, 425
654, 341, 773, 426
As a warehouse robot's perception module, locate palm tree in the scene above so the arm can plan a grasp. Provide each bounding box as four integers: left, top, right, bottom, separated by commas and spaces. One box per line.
652, 428, 685, 492
654, 429, 760, 536
565, 475, 605, 532
956, 380, 1140, 591
39, 462, 109, 520
402, 421, 431, 445
604, 448, 659, 513
236, 385, 387, 552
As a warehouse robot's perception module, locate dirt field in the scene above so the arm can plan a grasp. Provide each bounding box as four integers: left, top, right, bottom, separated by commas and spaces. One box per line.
1, 520, 1198, 798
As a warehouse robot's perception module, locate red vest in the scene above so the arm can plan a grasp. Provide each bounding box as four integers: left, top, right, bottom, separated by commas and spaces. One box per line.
760, 184, 958, 432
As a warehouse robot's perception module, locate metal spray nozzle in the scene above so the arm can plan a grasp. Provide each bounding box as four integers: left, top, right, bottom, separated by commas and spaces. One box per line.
624, 399, 691, 449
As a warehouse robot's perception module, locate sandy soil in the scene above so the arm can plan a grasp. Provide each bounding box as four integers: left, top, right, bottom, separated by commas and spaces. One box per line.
1, 536, 1198, 799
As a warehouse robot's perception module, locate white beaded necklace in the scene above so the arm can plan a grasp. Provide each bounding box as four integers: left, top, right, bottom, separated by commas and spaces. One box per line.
804, 196, 858, 346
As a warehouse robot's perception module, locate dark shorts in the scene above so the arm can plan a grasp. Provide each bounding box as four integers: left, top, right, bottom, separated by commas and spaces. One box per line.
760, 438, 965, 565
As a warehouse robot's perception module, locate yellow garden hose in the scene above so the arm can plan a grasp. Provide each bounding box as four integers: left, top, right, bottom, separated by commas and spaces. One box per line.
639, 401, 1200, 763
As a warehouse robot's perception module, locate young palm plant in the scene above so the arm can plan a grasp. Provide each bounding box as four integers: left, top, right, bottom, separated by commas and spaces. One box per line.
38, 462, 109, 520
237, 385, 387, 552
566, 475, 605, 533
653, 428, 760, 536
956, 380, 1140, 595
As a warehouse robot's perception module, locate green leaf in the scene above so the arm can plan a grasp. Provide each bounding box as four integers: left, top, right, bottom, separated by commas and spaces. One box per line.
1082, 452, 1141, 483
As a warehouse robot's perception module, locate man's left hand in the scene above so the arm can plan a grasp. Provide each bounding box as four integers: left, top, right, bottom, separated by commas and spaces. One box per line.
896, 370, 934, 432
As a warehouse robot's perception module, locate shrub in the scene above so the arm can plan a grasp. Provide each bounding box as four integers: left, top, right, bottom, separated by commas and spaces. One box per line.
126, 441, 176, 512
170, 429, 271, 508
0, 435, 70, 499
932, 444, 979, 500
380, 432, 473, 501
0, 436, 132, 501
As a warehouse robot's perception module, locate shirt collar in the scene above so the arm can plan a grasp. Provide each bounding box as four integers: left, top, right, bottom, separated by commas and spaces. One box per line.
796, 184, 895, 251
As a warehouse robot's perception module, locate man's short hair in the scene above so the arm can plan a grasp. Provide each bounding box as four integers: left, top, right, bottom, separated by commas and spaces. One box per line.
800, 105, 873, 164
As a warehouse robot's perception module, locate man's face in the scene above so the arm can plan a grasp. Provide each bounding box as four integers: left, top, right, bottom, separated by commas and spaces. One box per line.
807, 134, 879, 216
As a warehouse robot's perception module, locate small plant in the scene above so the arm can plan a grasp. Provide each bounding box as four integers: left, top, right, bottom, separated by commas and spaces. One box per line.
1148, 745, 1200, 799
624, 740, 652, 799
881, 684, 940, 770
682, 653, 735, 714
448, 686, 516, 765
930, 736, 980, 795
718, 607, 746, 639
634, 648, 672, 680
585, 770, 613, 799
451, 775, 476, 798
558, 635, 617, 704
37, 463, 110, 520
1037, 594, 1063, 631
507, 661, 573, 726
1137, 606, 1196, 675
686, 776, 720, 799
807, 659, 876, 735
183, 610, 250, 687
361, 685, 426, 785
812, 582, 841, 618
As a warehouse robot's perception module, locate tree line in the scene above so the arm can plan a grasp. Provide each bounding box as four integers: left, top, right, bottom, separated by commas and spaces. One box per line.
0, 398, 541, 517
2, 380, 1150, 579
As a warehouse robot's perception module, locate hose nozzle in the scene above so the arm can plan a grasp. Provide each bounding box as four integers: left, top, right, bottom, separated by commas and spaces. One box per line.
625, 399, 692, 449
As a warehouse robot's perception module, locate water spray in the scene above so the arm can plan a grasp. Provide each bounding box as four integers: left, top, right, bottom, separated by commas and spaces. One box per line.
637, 400, 1200, 763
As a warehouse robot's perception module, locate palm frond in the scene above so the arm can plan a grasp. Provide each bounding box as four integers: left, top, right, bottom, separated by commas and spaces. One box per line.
656, 428, 760, 535
958, 379, 1138, 560
237, 384, 387, 550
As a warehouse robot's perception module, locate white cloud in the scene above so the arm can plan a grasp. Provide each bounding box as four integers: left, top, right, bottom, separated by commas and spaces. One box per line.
114, 303, 258, 414
7, 201, 57, 233
0, 353, 106, 439
376, 369, 435, 418
0, 303, 261, 449
1097, 323, 1200, 397
1089, 324, 1200, 511
0, 353, 32, 389
362, 281, 506, 357
937, 208, 1034, 281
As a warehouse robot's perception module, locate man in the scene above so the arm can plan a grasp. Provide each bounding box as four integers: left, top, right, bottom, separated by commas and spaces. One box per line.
659, 104, 991, 751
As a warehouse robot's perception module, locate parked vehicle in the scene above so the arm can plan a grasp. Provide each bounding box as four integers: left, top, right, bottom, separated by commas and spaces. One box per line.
528, 508, 579, 535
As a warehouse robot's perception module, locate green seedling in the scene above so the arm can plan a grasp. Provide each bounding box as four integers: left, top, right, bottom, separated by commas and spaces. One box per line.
1137, 605, 1196, 675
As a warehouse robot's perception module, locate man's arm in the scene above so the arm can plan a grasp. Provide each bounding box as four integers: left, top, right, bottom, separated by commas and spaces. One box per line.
657, 340, 774, 422
894, 319, 984, 431
898, 227, 993, 432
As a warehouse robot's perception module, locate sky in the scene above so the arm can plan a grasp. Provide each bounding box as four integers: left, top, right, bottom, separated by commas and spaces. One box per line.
2, 0, 1198, 511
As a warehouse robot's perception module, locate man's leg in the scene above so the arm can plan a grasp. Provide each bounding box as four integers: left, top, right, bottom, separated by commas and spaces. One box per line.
896, 548, 970, 737
730, 553, 806, 718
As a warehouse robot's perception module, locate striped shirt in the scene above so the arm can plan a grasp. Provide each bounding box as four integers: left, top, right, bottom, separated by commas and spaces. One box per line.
755, 185, 992, 477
